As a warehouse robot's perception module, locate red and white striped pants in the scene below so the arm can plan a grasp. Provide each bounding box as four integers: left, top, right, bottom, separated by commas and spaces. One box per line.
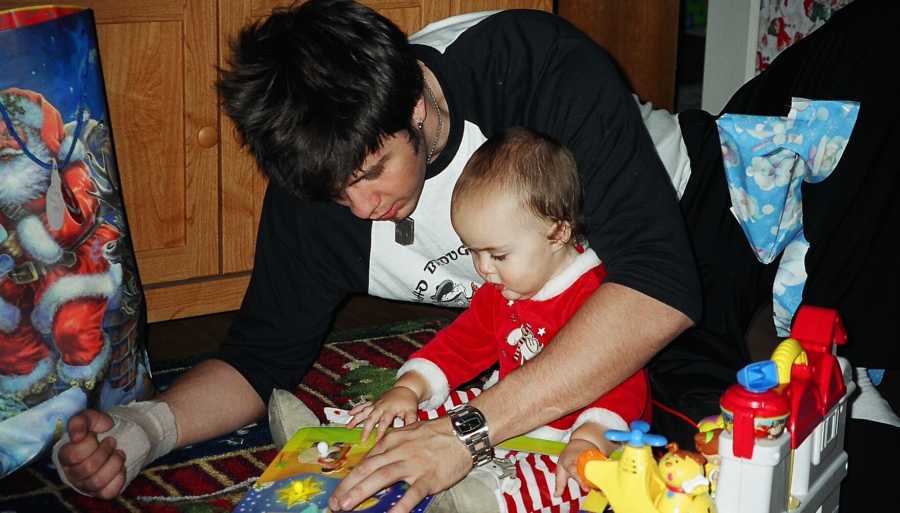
419, 388, 587, 513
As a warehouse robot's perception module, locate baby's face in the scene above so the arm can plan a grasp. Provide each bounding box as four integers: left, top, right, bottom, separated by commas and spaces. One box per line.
451, 189, 567, 301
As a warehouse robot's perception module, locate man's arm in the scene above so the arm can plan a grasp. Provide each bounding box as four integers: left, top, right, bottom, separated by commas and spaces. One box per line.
330, 284, 691, 512
474, 283, 690, 441
55, 359, 265, 498
160, 359, 265, 446
57, 185, 371, 497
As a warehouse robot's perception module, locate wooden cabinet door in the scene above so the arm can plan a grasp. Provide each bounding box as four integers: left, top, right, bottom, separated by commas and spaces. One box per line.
452, 0, 551, 14
557, 0, 680, 111
0, 0, 220, 287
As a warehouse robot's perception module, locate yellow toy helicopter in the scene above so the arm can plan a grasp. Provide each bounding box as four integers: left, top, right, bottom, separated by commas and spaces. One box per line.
577, 420, 717, 513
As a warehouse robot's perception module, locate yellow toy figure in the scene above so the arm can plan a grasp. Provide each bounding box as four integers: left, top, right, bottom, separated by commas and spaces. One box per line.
576, 421, 668, 513
655, 443, 716, 513
577, 421, 718, 513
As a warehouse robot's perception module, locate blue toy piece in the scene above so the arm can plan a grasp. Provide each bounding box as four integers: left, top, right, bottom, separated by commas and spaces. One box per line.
604, 420, 668, 448
737, 360, 781, 393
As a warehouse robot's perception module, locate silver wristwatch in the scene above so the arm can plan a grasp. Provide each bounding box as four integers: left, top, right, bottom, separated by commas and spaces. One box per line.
447, 404, 493, 467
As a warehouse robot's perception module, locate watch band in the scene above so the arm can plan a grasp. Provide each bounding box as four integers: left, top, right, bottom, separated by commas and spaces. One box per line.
448, 404, 494, 467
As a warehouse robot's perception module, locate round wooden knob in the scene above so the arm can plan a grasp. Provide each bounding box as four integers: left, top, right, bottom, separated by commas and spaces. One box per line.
197, 126, 218, 148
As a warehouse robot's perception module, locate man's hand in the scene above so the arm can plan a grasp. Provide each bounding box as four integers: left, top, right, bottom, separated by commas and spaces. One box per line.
347, 386, 419, 444
329, 417, 472, 513
56, 410, 127, 498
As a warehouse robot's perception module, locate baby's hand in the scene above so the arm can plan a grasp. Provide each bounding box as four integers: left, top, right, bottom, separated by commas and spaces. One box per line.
554, 438, 598, 497
347, 386, 419, 444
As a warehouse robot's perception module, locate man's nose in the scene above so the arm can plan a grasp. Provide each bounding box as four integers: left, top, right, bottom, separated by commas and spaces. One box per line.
342, 185, 380, 219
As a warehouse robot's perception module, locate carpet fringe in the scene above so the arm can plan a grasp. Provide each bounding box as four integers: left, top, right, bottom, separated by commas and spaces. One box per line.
134, 477, 258, 503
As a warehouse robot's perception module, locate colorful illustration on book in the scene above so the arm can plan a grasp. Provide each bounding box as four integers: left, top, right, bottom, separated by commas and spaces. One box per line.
261, 431, 374, 483
237, 475, 432, 513
235, 427, 434, 513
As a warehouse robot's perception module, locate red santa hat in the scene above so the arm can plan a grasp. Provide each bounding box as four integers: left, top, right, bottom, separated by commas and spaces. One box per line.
0, 87, 66, 156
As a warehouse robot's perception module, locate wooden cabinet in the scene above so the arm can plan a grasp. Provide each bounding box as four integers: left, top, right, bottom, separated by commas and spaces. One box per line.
0, 0, 550, 322
558, 0, 680, 111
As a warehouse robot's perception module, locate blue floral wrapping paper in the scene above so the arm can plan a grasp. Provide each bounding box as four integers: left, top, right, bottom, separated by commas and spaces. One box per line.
716, 98, 859, 335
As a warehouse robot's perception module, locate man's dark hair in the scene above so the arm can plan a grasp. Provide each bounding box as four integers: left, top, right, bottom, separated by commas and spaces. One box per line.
217, 0, 424, 200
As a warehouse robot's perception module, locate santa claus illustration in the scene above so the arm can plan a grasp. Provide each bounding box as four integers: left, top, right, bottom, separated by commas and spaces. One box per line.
0, 87, 121, 415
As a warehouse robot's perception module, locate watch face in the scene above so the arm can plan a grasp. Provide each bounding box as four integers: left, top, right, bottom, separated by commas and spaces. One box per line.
453, 407, 485, 435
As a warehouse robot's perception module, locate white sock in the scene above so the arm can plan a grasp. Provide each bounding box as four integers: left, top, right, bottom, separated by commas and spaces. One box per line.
267, 388, 321, 449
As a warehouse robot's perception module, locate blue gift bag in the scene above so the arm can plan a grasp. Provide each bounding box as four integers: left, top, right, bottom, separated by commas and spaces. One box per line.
0, 6, 150, 478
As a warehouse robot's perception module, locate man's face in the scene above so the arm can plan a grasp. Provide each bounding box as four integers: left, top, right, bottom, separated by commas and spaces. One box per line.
335, 129, 427, 221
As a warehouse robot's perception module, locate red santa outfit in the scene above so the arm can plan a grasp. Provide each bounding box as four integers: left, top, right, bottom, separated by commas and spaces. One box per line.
399, 248, 650, 441
0, 88, 120, 401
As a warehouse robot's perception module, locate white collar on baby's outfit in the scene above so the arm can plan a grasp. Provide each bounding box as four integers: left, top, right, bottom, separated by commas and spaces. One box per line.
529, 249, 601, 302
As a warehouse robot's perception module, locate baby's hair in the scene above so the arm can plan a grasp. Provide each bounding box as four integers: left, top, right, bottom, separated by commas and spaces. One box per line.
453, 127, 584, 244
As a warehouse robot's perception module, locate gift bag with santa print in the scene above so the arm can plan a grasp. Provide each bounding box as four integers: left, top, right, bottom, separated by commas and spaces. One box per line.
0, 6, 151, 477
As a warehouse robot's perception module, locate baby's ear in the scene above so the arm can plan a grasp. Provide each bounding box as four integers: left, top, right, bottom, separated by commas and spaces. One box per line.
548, 221, 573, 248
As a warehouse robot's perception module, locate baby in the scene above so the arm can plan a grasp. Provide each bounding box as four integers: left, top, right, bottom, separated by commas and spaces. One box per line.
349, 127, 650, 500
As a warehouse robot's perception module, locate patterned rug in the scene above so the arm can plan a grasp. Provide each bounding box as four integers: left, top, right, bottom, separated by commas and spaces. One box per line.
0, 319, 449, 513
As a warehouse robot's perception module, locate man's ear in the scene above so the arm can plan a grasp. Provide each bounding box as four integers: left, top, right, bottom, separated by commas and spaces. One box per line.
548, 221, 573, 250
412, 96, 427, 128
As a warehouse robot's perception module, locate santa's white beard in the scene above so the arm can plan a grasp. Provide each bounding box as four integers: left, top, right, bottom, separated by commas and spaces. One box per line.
0, 136, 51, 209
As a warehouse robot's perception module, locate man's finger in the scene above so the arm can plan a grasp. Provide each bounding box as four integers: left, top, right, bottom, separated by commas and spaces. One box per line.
331, 455, 406, 511
57, 432, 98, 467
66, 414, 89, 443
388, 480, 429, 513
367, 422, 416, 457
78, 443, 125, 495
57, 420, 116, 468
68, 410, 114, 441
68, 436, 117, 486
96, 472, 126, 500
